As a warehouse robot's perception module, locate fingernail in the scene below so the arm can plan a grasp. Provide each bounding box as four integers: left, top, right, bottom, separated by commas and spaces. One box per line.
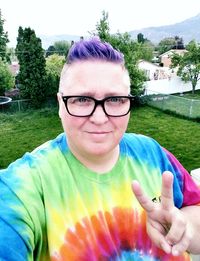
172, 249, 179, 256
161, 243, 171, 254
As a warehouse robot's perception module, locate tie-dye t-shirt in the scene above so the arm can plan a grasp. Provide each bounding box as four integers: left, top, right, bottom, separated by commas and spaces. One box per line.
0, 133, 200, 261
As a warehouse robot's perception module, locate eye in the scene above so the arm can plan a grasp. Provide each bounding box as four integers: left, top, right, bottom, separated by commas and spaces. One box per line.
106, 97, 124, 103
76, 97, 89, 103
69, 97, 93, 105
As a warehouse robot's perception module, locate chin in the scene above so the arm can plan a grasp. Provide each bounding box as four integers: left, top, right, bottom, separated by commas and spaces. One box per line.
86, 144, 115, 156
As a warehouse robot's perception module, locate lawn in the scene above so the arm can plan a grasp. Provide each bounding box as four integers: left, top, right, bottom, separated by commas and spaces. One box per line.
0, 106, 200, 172
181, 89, 200, 99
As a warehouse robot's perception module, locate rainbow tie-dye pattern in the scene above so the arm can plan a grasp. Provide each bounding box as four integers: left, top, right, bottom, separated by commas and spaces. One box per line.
0, 133, 200, 261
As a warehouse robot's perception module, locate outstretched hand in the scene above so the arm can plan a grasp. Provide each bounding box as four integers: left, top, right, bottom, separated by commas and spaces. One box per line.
132, 171, 193, 256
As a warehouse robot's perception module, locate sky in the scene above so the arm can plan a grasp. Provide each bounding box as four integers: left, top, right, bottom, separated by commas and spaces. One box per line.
1, 0, 200, 47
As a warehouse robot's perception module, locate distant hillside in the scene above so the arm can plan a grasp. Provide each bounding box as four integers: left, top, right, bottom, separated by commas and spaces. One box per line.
129, 13, 200, 44
39, 34, 82, 49
38, 13, 200, 49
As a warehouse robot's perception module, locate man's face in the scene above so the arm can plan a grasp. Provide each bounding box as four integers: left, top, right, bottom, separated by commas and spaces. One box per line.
58, 60, 130, 160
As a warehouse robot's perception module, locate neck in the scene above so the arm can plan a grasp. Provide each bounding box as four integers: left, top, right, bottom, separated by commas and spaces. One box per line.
70, 145, 120, 174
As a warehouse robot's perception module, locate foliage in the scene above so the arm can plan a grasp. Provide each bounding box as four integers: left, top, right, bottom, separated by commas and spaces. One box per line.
46, 41, 70, 58
156, 36, 184, 55
136, 33, 154, 61
137, 33, 146, 43
94, 11, 147, 95
0, 58, 15, 95
156, 37, 176, 55
171, 40, 200, 94
95, 11, 110, 41
173, 36, 185, 50
139, 41, 154, 62
0, 10, 9, 62
45, 54, 65, 97
16, 27, 47, 108
45, 45, 56, 57
7, 47, 17, 62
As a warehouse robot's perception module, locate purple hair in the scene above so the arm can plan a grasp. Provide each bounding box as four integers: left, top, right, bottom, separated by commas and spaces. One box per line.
67, 37, 124, 65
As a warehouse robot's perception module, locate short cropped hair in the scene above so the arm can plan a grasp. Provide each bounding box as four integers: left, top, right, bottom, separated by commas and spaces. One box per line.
66, 37, 125, 65
59, 37, 130, 92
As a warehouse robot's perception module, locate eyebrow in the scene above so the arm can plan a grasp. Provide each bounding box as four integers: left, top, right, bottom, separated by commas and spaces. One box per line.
62, 91, 129, 97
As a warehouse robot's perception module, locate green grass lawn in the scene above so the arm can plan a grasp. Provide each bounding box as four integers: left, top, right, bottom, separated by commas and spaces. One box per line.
0, 106, 200, 172
181, 89, 200, 100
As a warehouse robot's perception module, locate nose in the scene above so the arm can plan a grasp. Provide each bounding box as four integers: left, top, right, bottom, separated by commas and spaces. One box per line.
89, 104, 108, 124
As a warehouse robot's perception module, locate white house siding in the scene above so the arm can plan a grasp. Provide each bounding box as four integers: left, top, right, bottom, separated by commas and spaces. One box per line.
144, 75, 200, 95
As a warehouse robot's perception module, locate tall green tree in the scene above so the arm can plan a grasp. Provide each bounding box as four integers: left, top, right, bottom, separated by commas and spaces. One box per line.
93, 11, 146, 95
95, 11, 110, 42
171, 40, 200, 94
16, 26, 47, 107
137, 33, 146, 44
0, 10, 9, 62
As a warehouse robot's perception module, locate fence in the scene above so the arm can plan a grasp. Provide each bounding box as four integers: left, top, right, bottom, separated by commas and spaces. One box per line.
145, 91, 200, 120
0, 98, 58, 113
0, 99, 31, 113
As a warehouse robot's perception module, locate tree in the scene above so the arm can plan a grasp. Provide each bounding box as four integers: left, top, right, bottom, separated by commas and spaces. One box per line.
137, 33, 146, 44
16, 26, 47, 107
172, 36, 185, 50
0, 10, 9, 62
93, 11, 146, 95
0, 58, 14, 95
136, 33, 154, 62
157, 37, 176, 55
46, 41, 70, 58
157, 36, 185, 55
45, 54, 65, 97
171, 40, 200, 94
45, 45, 56, 57
95, 11, 110, 42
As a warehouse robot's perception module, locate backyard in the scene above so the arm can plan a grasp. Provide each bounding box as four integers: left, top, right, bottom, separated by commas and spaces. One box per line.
0, 105, 199, 172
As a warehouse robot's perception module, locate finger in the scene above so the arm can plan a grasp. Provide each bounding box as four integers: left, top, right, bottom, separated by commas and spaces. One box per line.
132, 180, 155, 213
166, 210, 186, 246
146, 220, 172, 254
171, 228, 191, 256
161, 171, 174, 210
166, 217, 192, 256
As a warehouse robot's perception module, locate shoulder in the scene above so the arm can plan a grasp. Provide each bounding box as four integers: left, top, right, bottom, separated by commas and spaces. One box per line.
120, 133, 168, 167
0, 132, 68, 181
121, 133, 162, 152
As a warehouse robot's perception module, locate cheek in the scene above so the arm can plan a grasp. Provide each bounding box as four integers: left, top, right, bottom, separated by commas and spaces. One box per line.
61, 115, 85, 134
113, 115, 130, 131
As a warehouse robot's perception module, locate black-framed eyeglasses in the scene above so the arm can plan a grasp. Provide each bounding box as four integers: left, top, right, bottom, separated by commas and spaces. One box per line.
62, 95, 134, 117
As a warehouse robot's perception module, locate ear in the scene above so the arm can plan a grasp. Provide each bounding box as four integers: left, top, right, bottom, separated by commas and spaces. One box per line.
57, 93, 62, 119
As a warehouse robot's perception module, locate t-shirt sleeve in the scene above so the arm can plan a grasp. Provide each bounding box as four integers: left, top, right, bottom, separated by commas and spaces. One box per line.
163, 147, 200, 207
0, 153, 45, 260
0, 217, 28, 261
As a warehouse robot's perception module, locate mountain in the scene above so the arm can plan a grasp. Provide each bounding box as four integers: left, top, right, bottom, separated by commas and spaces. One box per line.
38, 13, 200, 49
39, 34, 82, 49
129, 13, 200, 44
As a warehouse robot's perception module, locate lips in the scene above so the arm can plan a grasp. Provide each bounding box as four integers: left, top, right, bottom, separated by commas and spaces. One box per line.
86, 131, 111, 135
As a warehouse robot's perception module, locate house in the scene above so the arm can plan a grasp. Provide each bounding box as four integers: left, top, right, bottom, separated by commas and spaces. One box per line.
9, 61, 19, 76
159, 49, 187, 68
138, 60, 171, 81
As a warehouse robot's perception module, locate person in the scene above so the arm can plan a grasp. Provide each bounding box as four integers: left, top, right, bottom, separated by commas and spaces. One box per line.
0, 37, 200, 261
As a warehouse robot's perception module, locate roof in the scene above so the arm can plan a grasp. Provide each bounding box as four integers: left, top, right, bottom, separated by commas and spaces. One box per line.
159, 49, 187, 58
